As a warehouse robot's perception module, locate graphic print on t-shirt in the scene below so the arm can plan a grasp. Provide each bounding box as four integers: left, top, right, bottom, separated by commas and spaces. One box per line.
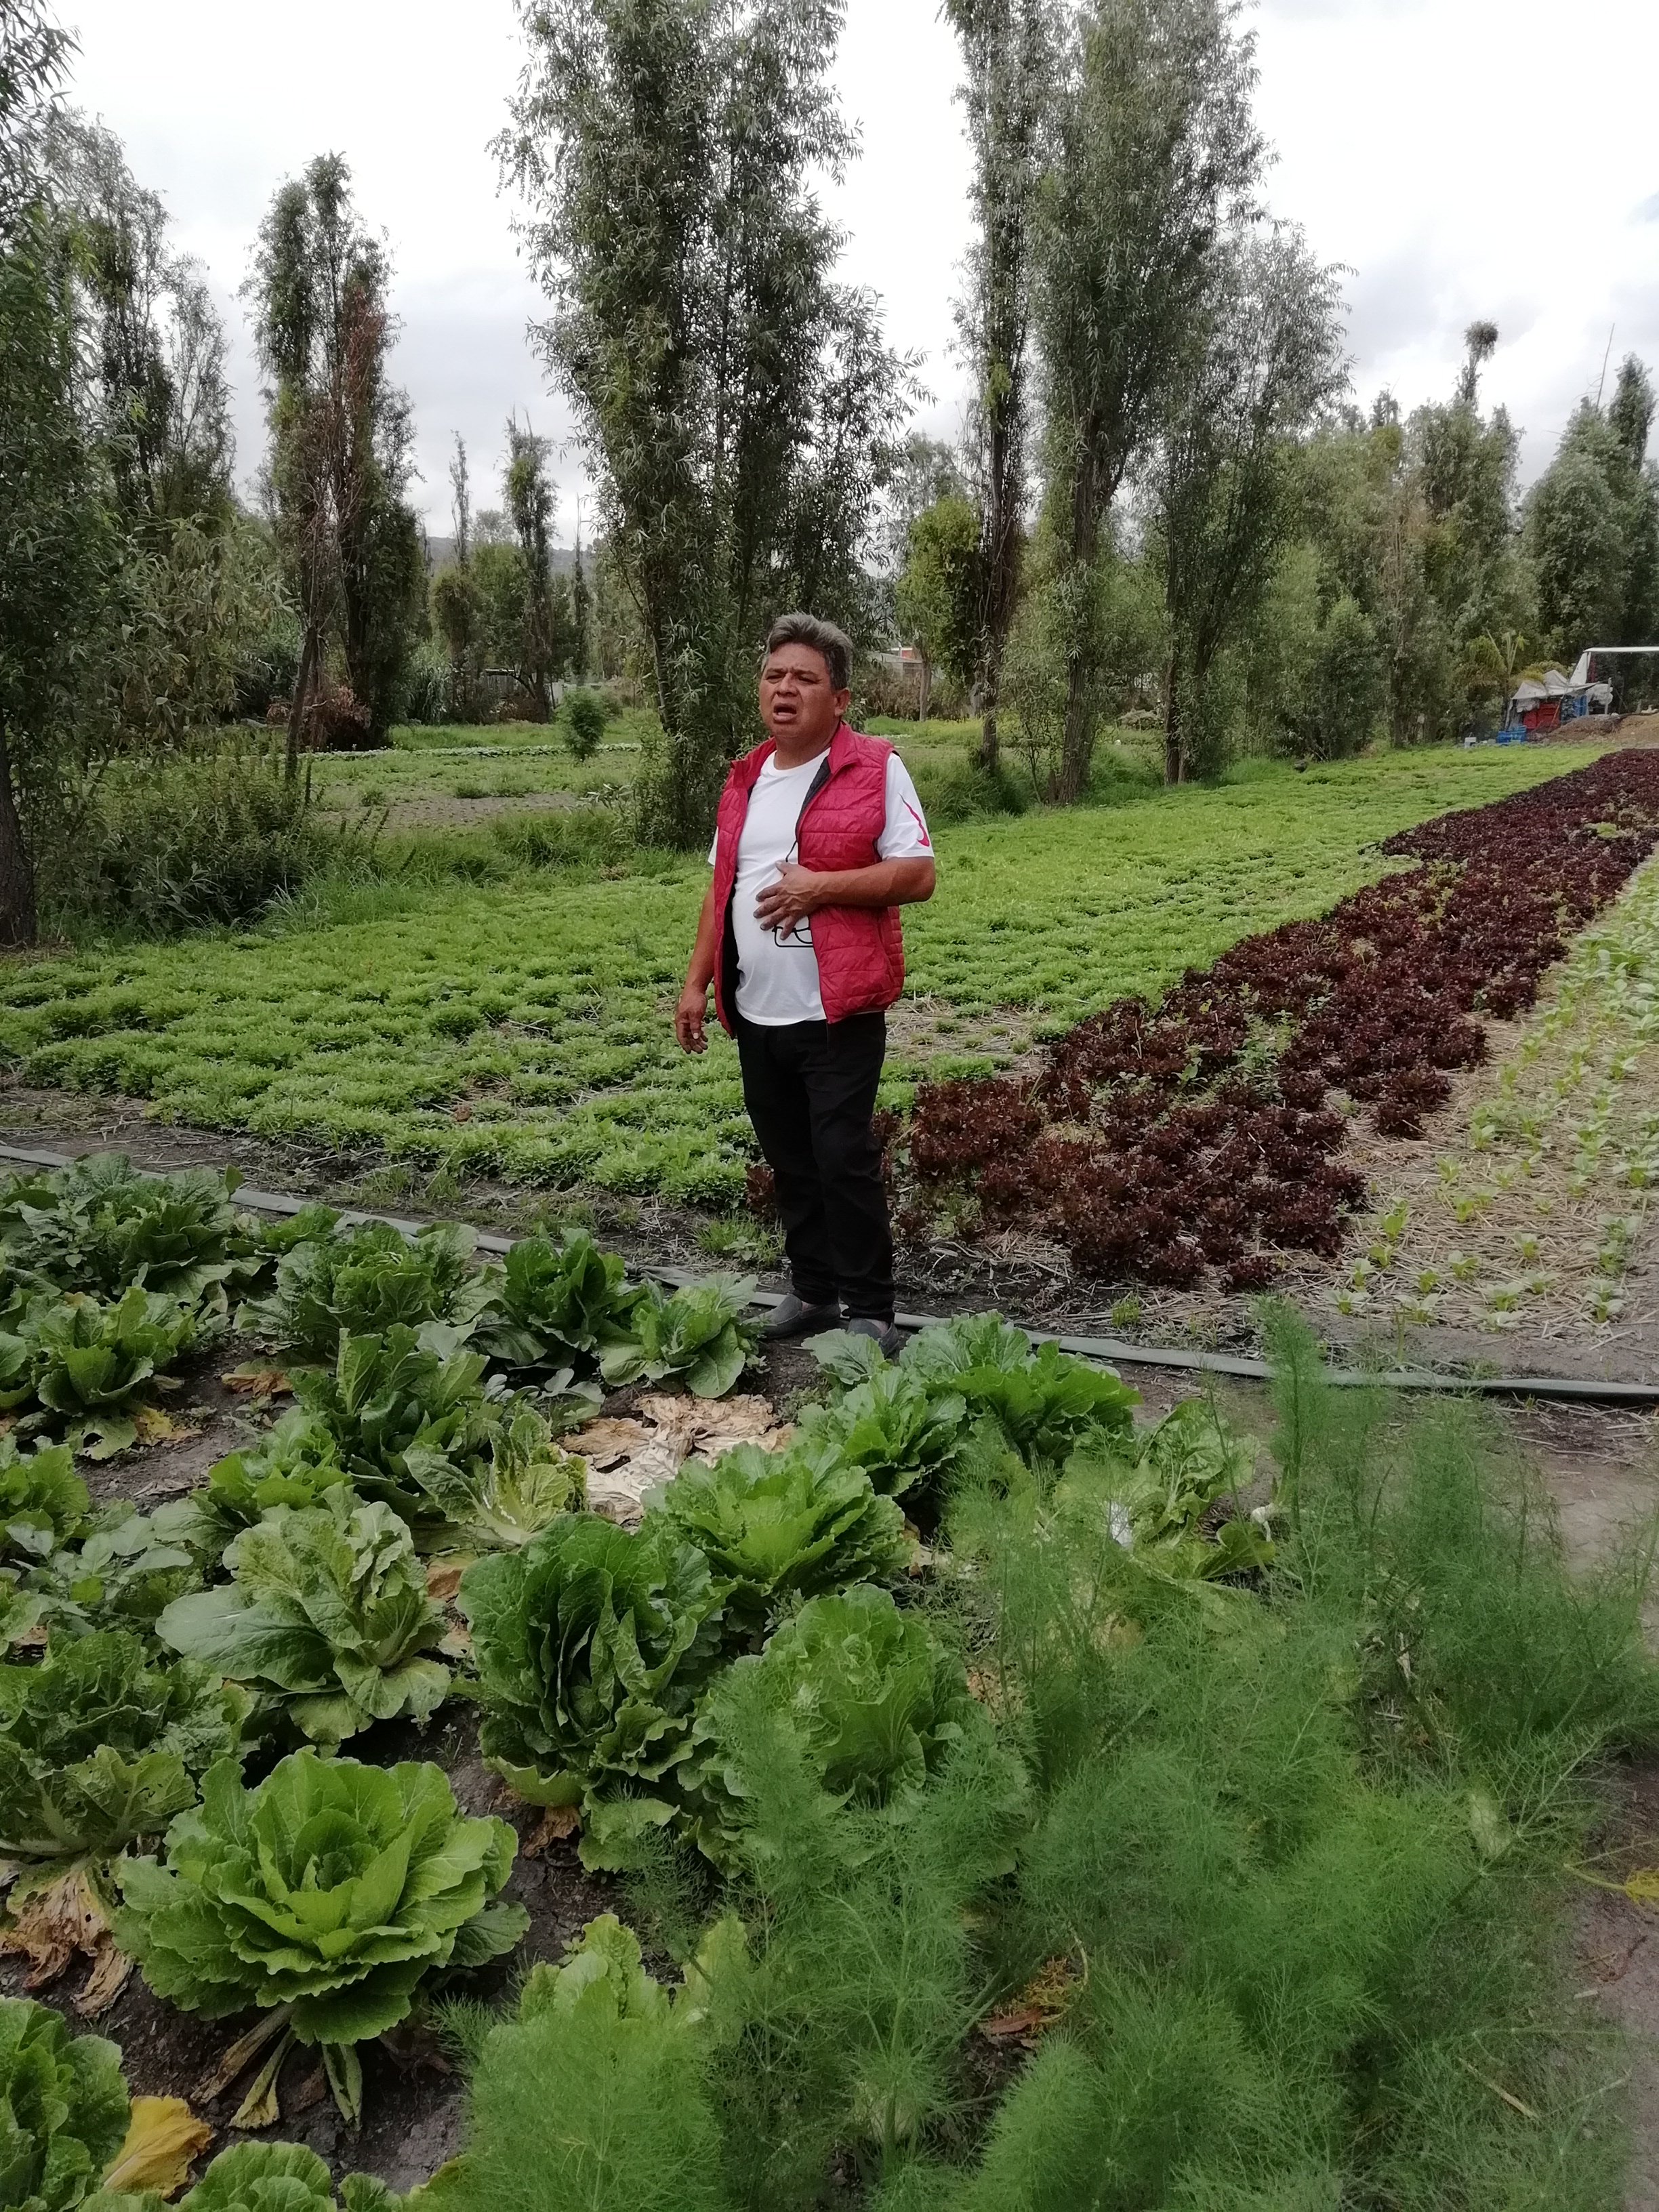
710, 750, 933, 1027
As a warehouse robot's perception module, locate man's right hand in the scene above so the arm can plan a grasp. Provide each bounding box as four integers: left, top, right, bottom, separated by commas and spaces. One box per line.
675, 981, 710, 1054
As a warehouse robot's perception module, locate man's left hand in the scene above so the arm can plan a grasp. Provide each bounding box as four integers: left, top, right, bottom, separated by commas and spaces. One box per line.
754, 862, 821, 935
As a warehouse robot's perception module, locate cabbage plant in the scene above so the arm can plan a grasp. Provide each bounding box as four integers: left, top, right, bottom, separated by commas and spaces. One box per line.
88, 2139, 397, 2212
113, 1750, 527, 2121
461, 1515, 725, 1866
24, 1503, 201, 1639
646, 1442, 909, 1639
240, 1220, 487, 1359
597, 1277, 758, 1399
293, 1327, 580, 1551
471, 1231, 640, 1374
685, 1586, 973, 1865
0, 1994, 129, 2212
795, 1364, 968, 1502
0, 1439, 90, 1566
0, 1153, 252, 1307
158, 1496, 449, 1746
0, 1629, 250, 1860
152, 1412, 354, 1564
0, 1288, 201, 1457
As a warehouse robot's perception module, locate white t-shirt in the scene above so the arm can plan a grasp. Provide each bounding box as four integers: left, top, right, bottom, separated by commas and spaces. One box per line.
709, 750, 933, 1025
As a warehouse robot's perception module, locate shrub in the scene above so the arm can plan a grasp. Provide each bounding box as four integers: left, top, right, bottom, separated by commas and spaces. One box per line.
404, 639, 451, 728
113, 1750, 527, 2121
562, 689, 607, 760
434, 1917, 732, 2212
53, 749, 326, 935
0, 1996, 129, 2212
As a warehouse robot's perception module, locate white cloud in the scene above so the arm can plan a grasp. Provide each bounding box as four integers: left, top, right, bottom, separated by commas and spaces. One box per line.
57, 0, 1659, 524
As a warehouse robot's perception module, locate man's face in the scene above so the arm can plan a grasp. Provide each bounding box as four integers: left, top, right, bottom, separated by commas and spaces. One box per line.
758, 642, 850, 750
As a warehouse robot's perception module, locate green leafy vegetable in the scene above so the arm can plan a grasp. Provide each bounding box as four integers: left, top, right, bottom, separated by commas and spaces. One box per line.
151, 1413, 354, 1563
0, 1995, 129, 2212
1062, 1397, 1273, 1581
24, 1505, 201, 1638
87, 2139, 398, 2212
0, 1630, 250, 1860
239, 1220, 486, 1359
805, 1318, 1139, 1489
112, 1750, 527, 2120
598, 1276, 758, 1399
292, 1326, 580, 1550
0, 1288, 201, 1457
461, 1515, 724, 1865
157, 1496, 449, 1747
0, 1153, 252, 1307
472, 1232, 640, 1373
0, 1439, 90, 1566
899, 1315, 1139, 1460
796, 1364, 969, 1502
646, 1441, 909, 1639
685, 1586, 972, 1866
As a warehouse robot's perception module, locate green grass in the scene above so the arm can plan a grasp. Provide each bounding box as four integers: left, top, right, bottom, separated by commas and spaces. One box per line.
0, 745, 1600, 1206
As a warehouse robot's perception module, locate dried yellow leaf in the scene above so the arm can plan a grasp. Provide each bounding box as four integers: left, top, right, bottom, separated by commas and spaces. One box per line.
102, 2097, 212, 2199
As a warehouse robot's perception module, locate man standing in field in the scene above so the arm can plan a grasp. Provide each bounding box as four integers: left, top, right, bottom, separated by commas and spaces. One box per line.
675, 613, 935, 1357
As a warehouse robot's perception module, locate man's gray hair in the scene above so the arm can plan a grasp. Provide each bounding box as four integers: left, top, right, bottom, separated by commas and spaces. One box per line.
763, 612, 853, 693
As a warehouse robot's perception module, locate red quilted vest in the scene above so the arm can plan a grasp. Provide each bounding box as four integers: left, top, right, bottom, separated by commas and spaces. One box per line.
710, 722, 905, 1033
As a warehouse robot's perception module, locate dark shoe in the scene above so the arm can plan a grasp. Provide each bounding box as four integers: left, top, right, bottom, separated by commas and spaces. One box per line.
761, 1293, 842, 1343
844, 1316, 903, 1360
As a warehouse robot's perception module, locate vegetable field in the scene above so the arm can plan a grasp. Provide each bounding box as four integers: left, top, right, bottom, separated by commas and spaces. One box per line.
0, 747, 1595, 1213
0, 1149, 1652, 2209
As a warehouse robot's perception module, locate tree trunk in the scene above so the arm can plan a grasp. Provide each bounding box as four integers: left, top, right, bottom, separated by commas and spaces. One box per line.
1054, 649, 1092, 802
979, 706, 1000, 775
1162, 654, 1181, 786
0, 724, 37, 950
917, 653, 931, 724
286, 625, 319, 783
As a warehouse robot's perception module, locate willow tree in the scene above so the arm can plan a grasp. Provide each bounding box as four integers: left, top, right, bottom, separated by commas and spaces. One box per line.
945, 0, 1051, 773
500, 0, 914, 846
1031, 0, 1262, 801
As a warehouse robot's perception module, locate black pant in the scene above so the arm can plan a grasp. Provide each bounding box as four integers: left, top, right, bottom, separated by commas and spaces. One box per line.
735, 1011, 894, 1321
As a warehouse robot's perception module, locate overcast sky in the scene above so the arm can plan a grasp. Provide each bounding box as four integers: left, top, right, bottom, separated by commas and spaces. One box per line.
59, 0, 1659, 536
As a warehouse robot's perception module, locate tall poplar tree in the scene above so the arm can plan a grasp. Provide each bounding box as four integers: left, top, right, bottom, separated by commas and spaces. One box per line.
945, 0, 1051, 772
500, 0, 914, 846
249, 155, 423, 758
1031, 0, 1261, 800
